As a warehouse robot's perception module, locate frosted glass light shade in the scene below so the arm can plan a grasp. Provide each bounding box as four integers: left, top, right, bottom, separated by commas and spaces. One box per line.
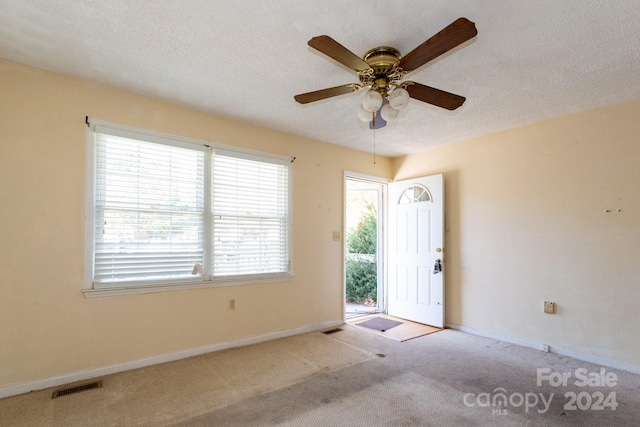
358, 105, 373, 122
362, 89, 383, 112
380, 103, 399, 122
389, 88, 410, 110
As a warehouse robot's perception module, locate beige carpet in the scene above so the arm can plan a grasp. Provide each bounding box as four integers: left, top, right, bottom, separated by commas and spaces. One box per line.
0, 332, 375, 426
2, 327, 640, 426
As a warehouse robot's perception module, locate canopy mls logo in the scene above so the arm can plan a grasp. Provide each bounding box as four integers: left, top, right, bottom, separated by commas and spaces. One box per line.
463, 388, 553, 415
463, 367, 619, 416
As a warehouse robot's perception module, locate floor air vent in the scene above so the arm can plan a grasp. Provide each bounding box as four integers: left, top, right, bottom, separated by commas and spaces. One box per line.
323, 328, 342, 335
52, 380, 103, 399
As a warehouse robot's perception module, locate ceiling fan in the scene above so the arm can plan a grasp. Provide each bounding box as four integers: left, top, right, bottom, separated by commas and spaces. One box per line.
294, 18, 477, 128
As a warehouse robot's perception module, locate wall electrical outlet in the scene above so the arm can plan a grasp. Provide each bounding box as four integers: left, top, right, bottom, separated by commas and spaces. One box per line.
543, 301, 555, 314
333, 231, 341, 241
229, 298, 236, 310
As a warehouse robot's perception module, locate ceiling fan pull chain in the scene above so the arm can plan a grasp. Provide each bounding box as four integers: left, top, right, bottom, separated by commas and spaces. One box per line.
373, 129, 377, 165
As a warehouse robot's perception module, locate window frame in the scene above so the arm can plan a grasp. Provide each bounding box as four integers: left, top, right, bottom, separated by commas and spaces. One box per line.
84, 119, 293, 298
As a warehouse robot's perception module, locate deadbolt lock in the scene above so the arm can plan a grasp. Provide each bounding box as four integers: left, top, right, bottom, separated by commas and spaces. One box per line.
436, 247, 443, 252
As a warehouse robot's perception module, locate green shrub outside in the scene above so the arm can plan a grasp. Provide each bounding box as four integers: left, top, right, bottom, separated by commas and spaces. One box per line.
345, 257, 377, 302
345, 206, 377, 303
346, 208, 376, 255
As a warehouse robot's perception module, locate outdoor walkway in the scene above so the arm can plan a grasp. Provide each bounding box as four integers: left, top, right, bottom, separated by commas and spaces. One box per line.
345, 302, 380, 319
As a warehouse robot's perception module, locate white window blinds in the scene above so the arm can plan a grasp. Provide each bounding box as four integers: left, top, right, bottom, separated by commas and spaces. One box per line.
94, 133, 205, 286
87, 121, 291, 291
211, 152, 290, 278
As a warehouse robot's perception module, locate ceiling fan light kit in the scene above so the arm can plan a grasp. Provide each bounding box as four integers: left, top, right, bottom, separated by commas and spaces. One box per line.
358, 104, 373, 122
388, 87, 410, 110
380, 102, 400, 122
294, 17, 478, 129
362, 89, 383, 112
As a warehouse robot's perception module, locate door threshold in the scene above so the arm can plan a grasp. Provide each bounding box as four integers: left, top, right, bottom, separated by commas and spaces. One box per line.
345, 310, 383, 321
348, 314, 443, 342
345, 301, 382, 320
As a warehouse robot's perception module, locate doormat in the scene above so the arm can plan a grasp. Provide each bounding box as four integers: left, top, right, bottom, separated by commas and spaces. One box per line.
356, 316, 403, 332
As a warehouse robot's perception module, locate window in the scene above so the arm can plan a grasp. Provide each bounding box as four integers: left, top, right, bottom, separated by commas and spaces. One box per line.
398, 185, 431, 204
85, 120, 291, 296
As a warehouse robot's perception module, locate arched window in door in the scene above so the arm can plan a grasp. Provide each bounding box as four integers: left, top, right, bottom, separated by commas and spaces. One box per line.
398, 184, 431, 204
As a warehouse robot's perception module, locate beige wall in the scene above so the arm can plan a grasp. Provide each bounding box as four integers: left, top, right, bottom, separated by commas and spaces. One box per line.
0, 59, 392, 390
3, 55, 639, 392
394, 98, 640, 368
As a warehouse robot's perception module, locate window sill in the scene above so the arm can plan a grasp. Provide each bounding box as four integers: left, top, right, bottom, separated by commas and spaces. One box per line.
83, 274, 294, 298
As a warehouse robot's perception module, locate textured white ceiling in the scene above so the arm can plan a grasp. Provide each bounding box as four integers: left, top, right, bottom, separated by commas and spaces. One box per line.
1, 1, 639, 157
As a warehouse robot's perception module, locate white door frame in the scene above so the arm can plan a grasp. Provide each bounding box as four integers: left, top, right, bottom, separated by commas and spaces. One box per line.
343, 171, 388, 321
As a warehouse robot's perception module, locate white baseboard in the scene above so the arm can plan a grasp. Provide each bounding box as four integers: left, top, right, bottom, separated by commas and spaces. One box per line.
446, 322, 549, 352
0, 319, 343, 400
446, 322, 640, 375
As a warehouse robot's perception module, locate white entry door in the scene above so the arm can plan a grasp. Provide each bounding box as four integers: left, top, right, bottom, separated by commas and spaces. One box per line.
388, 174, 444, 327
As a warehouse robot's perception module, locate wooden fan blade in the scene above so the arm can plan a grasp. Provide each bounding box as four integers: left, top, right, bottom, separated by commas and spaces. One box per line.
399, 18, 477, 72
405, 82, 466, 110
294, 84, 360, 104
308, 35, 371, 72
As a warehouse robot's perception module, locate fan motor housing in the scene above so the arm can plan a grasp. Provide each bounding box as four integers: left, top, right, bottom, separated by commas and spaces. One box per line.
363, 46, 401, 73
360, 46, 403, 96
